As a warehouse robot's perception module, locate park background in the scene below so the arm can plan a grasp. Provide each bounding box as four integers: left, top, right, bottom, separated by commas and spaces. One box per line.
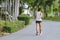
0, 0, 60, 37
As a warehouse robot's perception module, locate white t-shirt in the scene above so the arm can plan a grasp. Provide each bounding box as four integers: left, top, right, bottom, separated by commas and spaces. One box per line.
36, 11, 42, 21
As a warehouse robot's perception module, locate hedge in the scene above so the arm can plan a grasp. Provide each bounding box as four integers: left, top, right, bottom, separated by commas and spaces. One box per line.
0, 20, 25, 33
18, 14, 30, 25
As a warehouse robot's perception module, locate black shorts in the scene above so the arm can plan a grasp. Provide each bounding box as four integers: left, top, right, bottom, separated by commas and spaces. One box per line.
36, 21, 42, 23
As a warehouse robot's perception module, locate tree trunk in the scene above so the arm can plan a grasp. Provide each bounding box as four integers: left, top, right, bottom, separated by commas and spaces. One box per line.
44, 4, 47, 18
34, 7, 36, 19
14, 0, 19, 20
7, 0, 12, 21
50, 5, 54, 16
12, 0, 20, 21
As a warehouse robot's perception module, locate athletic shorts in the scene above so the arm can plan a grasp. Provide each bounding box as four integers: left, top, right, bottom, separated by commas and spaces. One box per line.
36, 21, 42, 23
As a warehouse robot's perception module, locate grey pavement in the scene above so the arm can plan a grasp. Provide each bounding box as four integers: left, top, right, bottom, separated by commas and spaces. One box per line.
0, 19, 60, 40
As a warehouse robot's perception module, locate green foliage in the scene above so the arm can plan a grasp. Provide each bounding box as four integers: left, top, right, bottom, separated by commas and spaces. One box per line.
0, 20, 5, 27
0, 20, 5, 32
0, 20, 25, 33
18, 14, 30, 25
46, 6, 51, 13
19, 7, 23, 15
46, 0, 55, 6
4, 21, 25, 33
53, 7, 58, 12
43, 16, 60, 22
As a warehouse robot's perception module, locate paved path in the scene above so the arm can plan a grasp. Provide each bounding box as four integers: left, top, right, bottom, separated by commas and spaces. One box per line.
0, 19, 60, 40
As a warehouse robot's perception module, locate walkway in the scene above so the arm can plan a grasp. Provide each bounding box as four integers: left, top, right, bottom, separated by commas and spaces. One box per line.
0, 19, 60, 40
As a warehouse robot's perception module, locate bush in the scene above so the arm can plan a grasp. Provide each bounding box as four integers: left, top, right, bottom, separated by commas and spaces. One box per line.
53, 7, 58, 12
4, 21, 25, 33
0, 20, 5, 31
0, 20, 5, 27
18, 14, 30, 25
0, 20, 25, 33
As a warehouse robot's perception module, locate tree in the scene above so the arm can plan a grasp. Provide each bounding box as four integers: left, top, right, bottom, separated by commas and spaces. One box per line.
20, 0, 56, 18
42, 0, 55, 18
14, 0, 20, 21
58, 0, 60, 16
0, 0, 20, 21
7, 0, 20, 21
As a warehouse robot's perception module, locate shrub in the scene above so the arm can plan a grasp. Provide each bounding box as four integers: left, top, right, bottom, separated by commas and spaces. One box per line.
18, 14, 30, 25
0, 20, 5, 27
53, 7, 58, 12
0, 20, 5, 31
4, 21, 25, 33
0, 20, 25, 33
